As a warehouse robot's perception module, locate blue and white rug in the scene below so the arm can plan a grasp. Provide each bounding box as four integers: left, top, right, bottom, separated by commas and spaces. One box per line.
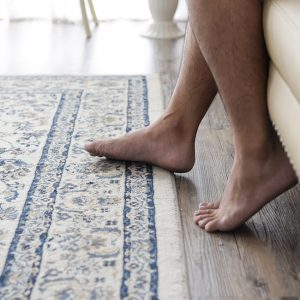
0, 75, 188, 299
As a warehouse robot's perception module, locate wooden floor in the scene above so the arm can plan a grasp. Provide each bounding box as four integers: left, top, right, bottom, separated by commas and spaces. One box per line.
1, 20, 299, 299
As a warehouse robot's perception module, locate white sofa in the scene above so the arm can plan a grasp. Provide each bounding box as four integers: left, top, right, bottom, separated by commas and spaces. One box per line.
263, 0, 300, 179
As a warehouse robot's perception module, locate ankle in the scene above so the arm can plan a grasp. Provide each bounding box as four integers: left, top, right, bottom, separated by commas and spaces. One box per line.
234, 122, 281, 161
158, 111, 196, 142
234, 135, 277, 164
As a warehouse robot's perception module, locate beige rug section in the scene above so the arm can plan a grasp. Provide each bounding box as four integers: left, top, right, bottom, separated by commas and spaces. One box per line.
0, 75, 189, 299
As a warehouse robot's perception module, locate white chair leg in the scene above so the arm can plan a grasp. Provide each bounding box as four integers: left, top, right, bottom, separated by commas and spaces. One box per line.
80, 0, 91, 38
88, 0, 99, 26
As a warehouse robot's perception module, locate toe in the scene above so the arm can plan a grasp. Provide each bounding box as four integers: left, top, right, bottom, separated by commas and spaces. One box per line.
194, 213, 213, 224
85, 140, 110, 157
204, 219, 219, 232
193, 214, 201, 224
194, 209, 214, 217
194, 208, 217, 224
84, 141, 100, 155
197, 208, 216, 215
198, 217, 215, 229
198, 201, 220, 210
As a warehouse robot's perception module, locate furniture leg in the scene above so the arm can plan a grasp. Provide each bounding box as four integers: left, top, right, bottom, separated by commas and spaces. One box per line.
88, 0, 99, 26
80, 0, 91, 38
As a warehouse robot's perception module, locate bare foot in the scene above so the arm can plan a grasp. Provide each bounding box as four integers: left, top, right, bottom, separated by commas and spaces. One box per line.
84, 114, 195, 173
194, 140, 298, 232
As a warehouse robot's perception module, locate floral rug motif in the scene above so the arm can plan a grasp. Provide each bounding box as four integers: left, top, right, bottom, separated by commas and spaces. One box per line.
0, 76, 188, 300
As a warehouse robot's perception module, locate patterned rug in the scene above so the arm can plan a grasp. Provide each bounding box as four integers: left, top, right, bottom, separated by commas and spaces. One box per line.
0, 75, 188, 299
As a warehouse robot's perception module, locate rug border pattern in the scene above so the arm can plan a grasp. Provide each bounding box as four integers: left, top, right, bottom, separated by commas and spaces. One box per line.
0, 75, 189, 300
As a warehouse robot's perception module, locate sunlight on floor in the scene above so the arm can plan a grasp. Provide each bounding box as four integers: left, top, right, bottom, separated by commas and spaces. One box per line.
0, 20, 185, 75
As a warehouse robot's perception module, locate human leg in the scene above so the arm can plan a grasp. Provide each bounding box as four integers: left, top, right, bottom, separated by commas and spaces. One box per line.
189, 0, 297, 231
85, 24, 217, 172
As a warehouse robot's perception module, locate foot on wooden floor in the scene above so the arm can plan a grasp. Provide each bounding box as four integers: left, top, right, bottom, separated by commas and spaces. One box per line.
194, 140, 298, 232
